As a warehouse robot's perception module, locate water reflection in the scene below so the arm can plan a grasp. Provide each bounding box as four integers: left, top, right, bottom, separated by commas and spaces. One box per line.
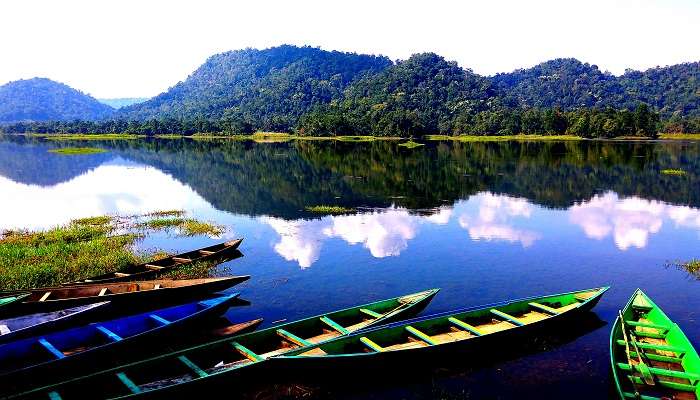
457, 193, 541, 247
0, 159, 216, 231
569, 192, 700, 250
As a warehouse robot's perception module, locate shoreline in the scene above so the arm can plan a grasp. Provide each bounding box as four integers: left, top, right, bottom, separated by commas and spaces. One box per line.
4, 132, 700, 142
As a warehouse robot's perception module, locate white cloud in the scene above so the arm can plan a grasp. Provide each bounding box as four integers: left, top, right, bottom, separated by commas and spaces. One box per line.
264, 206, 454, 268
457, 193, 541, 247
569, 192, 671, 250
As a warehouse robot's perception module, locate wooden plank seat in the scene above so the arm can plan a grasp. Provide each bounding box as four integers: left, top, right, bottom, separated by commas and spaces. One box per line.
359, 308, 382, 318
490, 309, 525, 326
38, 338, 65, 359
231, 341, 264, 362
96, 325, 123, 342
617, 362, 700, 384
149, 314, 171, 326
178, 355, 208, 378
360, 336, 384, 352
447, 317, 483, 336
320, 316, 349, 334
405, 326, 437, 345
116, 372, 141, 394
276, 329, 311, 347
615, 340, 687, 356
528, 302, 561, 315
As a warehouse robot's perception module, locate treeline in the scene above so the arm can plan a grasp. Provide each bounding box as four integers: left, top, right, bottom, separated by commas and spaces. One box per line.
297, 104, 661, 138
1, 104, 671, 138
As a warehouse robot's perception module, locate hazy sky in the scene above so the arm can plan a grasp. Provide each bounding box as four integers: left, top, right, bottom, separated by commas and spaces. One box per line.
1, 0, 698, 98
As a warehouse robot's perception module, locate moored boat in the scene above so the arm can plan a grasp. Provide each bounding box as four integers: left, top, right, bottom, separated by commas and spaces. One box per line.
0, 293, 29, 310
0, 301, 109, 344
274, 287, 609, 373
0, 277, 249, 316
9, 289, 439, 399
0, 294, 241, 395
611, 289, 700, 400
66, 239, 244, 285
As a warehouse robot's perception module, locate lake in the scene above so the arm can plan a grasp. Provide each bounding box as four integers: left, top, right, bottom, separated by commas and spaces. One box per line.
1, 135, 699, 398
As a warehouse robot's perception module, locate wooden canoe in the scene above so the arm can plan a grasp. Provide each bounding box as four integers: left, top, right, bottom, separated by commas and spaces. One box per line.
611, 289, 700, 400
0, 301, 109, 344
10, 289, 439, 399
66, 239, 244, 285
0, 294, 241, 395
274, 287, 609, 373
0, 277, 249, 316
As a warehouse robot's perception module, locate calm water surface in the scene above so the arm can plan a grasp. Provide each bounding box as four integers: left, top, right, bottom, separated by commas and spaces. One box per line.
1, 136, 699, 399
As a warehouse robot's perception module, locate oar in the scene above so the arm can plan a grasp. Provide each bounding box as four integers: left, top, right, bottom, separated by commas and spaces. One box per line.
619, 311, 655, 386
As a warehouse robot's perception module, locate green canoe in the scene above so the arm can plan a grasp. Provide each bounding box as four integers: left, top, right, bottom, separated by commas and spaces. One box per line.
10, 288, 438, 399
611, 289, 700, 400
274, 287, 608, 372
0, 293, 29, 310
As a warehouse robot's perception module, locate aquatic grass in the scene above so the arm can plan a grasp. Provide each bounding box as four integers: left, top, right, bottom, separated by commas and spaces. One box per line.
425, 134, 584, 142
145, 209, 186, 217
0, 210, 228, 290
48, 147, 107, 155
398, 140, 425, 148
0, 224, 141, 290
659, 133, 700, 140
179, 220, 224, 237
141, 217, 187, 230
37, 133, 143, 140
660, 168, 687, 176
305, 205, 355, 214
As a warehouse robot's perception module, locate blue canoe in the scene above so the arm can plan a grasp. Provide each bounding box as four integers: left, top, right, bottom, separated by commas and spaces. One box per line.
0, 293, 240, 395
0, 301, 109, 344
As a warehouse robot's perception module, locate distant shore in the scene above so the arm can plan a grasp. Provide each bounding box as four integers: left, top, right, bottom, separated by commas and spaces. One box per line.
4, 132, 700, 142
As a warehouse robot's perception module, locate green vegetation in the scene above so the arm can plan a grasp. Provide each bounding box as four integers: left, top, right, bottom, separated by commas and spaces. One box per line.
48, 147, 107, 155
0, 211, 227, 290
139, 217, 223, 237
398, 140, 424, 148
305, 205, 355, 214
0, 78, 113, 123
425, 134, 583, 142
659, 133, 700, 140
660, 169, 687, 176
1, 46, 696, 138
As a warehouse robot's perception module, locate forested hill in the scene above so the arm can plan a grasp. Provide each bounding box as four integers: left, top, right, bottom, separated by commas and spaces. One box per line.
492, 59, 699, 118
0, 78, 114, 123
119, 45, 393, 131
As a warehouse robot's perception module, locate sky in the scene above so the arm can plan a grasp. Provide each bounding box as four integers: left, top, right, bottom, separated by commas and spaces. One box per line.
0, 0, 698, 98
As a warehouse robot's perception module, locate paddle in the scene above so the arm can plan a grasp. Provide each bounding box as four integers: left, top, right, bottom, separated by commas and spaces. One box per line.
619, 310, 655, 387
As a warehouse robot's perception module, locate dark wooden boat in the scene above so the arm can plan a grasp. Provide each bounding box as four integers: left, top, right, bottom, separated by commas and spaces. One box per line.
66, 239, 244, 285
0, 302, 109, 344
611, 289, 700, 400
0, 294, 241, 395
1, 277, 249, 316
10, 289, 439, 399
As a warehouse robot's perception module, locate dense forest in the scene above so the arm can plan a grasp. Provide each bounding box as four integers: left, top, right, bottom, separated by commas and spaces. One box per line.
0, 78, 114, 123
1, 46, 698, 136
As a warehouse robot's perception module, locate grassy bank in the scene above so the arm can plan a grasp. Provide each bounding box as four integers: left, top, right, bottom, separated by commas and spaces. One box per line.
48, 147, 107, 155
425, 134, 584, 142
0, 212, 226, 290
658, 133, 700, 140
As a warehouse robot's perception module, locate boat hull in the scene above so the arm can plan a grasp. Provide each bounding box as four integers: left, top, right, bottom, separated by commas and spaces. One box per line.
0, 294, 241, 395
1, 277, 248, 317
